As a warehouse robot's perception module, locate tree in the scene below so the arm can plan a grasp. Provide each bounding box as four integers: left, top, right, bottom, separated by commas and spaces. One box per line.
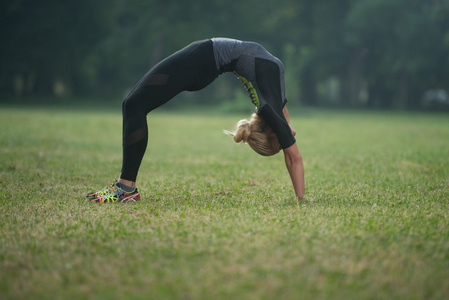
1, 0, 448, 110
345, 0, 449, 109
0, 0, 111, 97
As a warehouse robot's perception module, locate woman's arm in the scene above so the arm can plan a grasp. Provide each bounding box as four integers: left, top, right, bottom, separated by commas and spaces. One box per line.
283, 144, 305, 199
282, 106, 304, 198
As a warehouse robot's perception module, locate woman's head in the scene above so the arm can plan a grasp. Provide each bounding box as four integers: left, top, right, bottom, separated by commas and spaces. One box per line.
225, 113, 281, 156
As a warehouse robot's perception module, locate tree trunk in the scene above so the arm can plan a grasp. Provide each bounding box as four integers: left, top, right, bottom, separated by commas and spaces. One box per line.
342, 49, 364, 107
368, 80, 391, 109
396, 70, 410, 110
299, 65, 317, 106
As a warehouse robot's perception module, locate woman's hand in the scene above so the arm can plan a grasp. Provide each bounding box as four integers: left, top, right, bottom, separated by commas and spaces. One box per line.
283, 144, 305, 198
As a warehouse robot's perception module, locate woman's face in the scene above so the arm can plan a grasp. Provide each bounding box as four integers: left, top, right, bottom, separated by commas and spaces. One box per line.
272, 137, 282, 153
268, 124, 296, 154
266, 128, 281, 154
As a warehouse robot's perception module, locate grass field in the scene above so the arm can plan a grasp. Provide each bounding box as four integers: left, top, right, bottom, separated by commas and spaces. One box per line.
1, 106, 448, 299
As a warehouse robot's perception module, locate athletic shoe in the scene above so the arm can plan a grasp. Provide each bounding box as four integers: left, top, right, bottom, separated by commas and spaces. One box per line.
88, 182, 141, 203
86, 180, 117, 200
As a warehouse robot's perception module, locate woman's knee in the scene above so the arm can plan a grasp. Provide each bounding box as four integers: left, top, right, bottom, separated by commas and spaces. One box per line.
122, 88, 146, 114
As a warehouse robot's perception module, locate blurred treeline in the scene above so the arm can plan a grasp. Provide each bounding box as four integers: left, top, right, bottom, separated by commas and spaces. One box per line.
1, 0, 449, 109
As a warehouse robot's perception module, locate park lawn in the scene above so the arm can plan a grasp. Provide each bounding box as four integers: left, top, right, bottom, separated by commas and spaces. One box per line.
0, 106, 448, 300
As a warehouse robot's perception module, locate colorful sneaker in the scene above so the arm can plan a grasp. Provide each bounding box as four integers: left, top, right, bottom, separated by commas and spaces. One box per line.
86, 180, 117, 200
88, 182, 141, 203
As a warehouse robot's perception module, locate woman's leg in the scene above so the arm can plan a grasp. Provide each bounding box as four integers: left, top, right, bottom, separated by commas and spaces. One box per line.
120, 40, 218, 184
120, 83, 179, 184
88, 40, 218, 202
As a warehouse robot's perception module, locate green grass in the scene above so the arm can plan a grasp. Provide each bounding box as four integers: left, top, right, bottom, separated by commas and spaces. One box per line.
1, 106, 448, 300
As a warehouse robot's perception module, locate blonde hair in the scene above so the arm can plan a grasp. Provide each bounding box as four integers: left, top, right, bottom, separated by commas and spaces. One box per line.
224, 113, 279, 156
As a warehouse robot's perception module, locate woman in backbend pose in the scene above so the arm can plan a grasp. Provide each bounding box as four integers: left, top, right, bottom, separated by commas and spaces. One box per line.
86, 38, 305, 203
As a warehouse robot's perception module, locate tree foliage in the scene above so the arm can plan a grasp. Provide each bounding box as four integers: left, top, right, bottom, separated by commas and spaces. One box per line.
1, 0, 448, 109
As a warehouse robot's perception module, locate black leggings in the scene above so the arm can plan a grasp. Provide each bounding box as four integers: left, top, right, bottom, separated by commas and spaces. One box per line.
120, 39, 219, 181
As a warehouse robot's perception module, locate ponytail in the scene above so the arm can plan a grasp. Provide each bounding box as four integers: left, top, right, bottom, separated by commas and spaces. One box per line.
224, 114, 279, 156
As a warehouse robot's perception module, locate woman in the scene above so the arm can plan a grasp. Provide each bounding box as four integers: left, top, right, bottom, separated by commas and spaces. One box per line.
87, 38, 305, 203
